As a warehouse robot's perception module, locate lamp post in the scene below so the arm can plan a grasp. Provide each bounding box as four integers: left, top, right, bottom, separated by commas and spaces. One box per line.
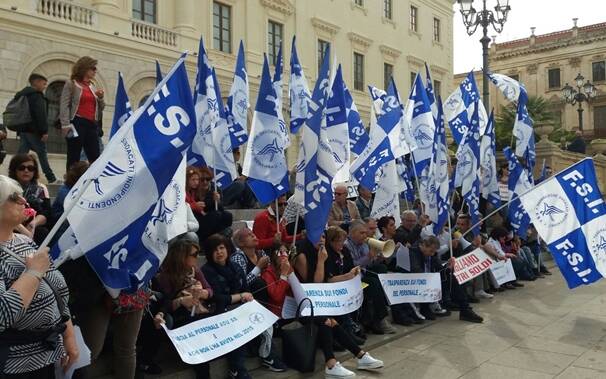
456, 0, 511, 108
561, 73, 597, 131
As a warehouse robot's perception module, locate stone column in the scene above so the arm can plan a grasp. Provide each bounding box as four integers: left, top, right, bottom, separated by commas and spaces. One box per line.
91, 0, 120, 13
174, 0, 196, 37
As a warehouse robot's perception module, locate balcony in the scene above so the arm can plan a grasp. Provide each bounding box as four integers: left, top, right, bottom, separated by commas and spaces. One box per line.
131, 20, 177, 47
36, 0, 96, 28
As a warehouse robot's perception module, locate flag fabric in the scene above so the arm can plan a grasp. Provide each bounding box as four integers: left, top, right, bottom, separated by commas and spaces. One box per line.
155, 60, 163, 85
371, 82, 409, 160
518, 158, 606, 288
431, 98, 451, 235
189, 38, 212, 167
297, 46, 336, 244
370, 160, 401, 227
326, 64, 350, 183
406, 74, 435, 175
424, 63, 439, 121
289, 36, 311, 135
242, 55, 289, 203
52, 57, 196, 292
455, 101, 482, 237
343, 83, 370, 155
443, 71, 487, 145
109, 72, 133, 139
503, 147, 532, 238
486, 72, 523, 103
272, 43, 289, 147
480, 110, 501, 208
396, 157, 415, 203
226, 41, 249, 148
350, 79, 402, 191
537, 159, 548, 183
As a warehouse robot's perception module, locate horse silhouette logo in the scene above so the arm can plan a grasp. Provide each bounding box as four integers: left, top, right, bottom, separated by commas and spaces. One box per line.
257, 138, 282, 162
414, 124, 433, 149
150, 198, 174, 226
534, 194, 568, 227
93, 162, 127, 196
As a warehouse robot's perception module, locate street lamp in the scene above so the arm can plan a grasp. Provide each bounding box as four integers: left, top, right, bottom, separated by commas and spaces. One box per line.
561, 73, 597, 131
456, 0, 511, 108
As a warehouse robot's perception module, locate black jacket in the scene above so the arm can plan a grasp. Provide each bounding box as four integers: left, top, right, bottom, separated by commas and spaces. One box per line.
567, 137, 586, 154
409, 246, 442, 274
394, 224, 422, 246
14, 87, 48, 135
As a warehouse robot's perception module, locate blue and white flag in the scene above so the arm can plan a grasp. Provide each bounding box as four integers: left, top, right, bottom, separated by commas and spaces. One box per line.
443, 71, 487, 145
295, 47, 336, 244
537, 159, 548, 183
350, 79, 402, 191
343, 83, 369, 156
486, 71, 523, 103
431, 98, 450, 235
455, 102, 482, 236
109, 72, 132, 139
396, 157, 415, 203
326, 64, 350, 183
518, 158, 606, 288
272, 43, 289, 147
481, 110, 501, 208
155, 60, 163, 85
503, 147, 532, 238
289, 36, 311, 135
52, 57, 196, 292
226, 41, 249, 148
424, 63, 439, 122
189, 38, 212, 167
243, 55, 289, 203
371, 160, 401, 227
406, 74, 435, 175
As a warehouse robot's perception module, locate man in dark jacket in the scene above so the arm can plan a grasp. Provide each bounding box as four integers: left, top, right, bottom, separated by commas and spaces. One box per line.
566, 130, 586, 154
15, 73, 57, 183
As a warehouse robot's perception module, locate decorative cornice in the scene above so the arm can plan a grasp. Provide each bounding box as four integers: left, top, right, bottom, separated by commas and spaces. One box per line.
429, 63, 448, 76
526, 64, 537, 74
492, 34, 606, 61
311, 17, 340, 38
379, 44, 401, 60
569, 57, 581, 67
407, 54, 424, 68
347, 32, 372, 51
260, 0, 294, 16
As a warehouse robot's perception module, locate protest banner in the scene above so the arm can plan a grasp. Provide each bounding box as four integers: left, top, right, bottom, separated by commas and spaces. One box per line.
288, 273, 363, 316
395, 244, 411, 271
489, 259, 517, 286
453, 248, 494, 285
378, 273, 442, 304
281, 296, 298, 319
162, 300, 278, 364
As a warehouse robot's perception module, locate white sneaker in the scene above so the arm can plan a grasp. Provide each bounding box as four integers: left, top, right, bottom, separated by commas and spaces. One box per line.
356, 353, 384, 370
475, 290, 494, 299
325, 362, 356, 378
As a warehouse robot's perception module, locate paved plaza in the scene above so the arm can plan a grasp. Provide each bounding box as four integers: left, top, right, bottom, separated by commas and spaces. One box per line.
250, 266, 606, 379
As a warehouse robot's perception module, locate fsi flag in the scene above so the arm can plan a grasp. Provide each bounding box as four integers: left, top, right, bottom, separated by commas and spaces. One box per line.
443, 71, 487, 145
504, 147, 532, 238
430, 98, 450, 235
519, 159, 606, 288
371, 160, 401, 227
289, 36, 311, 134
53, 57, 196, 291
109, 72, 132, 139
326, 64, 350, 183
406, 73, 435, 174
343, 83, 370, 156
481, 110, 500, 208
226, 41, 249, 148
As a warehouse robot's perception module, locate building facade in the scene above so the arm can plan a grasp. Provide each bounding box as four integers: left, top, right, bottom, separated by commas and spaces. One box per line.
454, 19, 606, 139
0, 0, 453, 167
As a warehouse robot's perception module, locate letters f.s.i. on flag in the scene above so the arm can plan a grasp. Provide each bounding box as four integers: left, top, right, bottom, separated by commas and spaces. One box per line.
109, 72, 133, 139
519, 158, 606, 289
226, 40, 249, 148
52, 55, 196, 292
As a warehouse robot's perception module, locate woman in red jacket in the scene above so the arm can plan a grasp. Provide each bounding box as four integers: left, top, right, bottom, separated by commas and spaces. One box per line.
260, 245, 292, 317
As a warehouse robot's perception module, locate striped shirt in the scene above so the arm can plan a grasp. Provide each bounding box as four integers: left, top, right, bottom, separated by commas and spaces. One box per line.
0, 234, 70, 374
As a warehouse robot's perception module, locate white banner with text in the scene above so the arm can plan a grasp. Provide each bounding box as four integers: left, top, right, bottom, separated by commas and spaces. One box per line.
378, 273, 442, 304
453, 248, 494, 285
288, 273, 364, 316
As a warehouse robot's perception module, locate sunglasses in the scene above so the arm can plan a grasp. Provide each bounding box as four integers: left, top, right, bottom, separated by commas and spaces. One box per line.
7, 192, 28, 206
17, 165, 36, 172
277, 250, 289, 257
200, 177, 212, 182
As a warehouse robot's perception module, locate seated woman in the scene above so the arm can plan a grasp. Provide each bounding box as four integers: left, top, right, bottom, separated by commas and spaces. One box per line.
185, 166, 233, 241
260, 244, 293, 318
138, 238, 214, 377
294, 236, 384, 378
8, 154, 52, 245
201, 234, 254, 379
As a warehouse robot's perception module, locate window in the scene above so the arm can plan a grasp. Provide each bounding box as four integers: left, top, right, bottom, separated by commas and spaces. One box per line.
355, 0, 363, 6
384, 63, 393, 89
384, 0, 392, 19
433, 80, 441, 99
410, 71, 417, 89
593, 61, 606, 82
318, 39, 330, 72
354, 53, 364, 91
410, 5, 418, 32
548, 68, 561, 89
433, 18, 441, 42
213, 2, 231, 53
132, 0, 156, 23
268, 21, 283, 66
595, 106, 606, 130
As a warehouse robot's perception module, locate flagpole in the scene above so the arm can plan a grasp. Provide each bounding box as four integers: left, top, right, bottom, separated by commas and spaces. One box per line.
275, 198, 280, 237
290, 206, 300, 252
408, 154, 426, 215
212, 164, 219, 211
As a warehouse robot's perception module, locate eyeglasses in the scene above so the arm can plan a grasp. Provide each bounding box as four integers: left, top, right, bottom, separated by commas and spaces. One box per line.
17, 165, 36, 172
200, 177, 212, 182
7, 192, 28, 206
277, 250, 289, 257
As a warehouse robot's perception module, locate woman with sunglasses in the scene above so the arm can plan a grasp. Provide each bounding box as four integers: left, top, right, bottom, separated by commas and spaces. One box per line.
201, 234, 253, 379
0, 175, 78, 378
260, 245, 293, 317
185, 166, 233, 241
137, 239, 214, 377
252, 195, 302, 250
59, 56, 105, 169
8, 154, 51, 245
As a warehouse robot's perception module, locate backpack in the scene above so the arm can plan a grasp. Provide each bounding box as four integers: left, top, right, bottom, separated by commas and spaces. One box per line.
2, 95, 32, 132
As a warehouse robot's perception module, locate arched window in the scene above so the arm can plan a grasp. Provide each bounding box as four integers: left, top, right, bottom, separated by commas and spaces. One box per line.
139, 94, 151, 108
45, 81, 68, 154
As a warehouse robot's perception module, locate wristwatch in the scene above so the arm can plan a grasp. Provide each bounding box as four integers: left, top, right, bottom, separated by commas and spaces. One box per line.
24, 269, 45, 281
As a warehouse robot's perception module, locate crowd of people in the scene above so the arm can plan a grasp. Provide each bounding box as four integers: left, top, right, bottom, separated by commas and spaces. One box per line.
0, 56, 554, 379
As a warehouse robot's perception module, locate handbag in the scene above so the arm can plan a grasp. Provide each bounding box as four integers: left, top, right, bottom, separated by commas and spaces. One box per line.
281, 298, 318, 373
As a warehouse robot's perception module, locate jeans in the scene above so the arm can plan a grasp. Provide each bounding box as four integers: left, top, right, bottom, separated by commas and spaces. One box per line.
315, 318, 361, 363
18, 132, 56, 182
4, 364, 55, 379
66, 116, 100, 169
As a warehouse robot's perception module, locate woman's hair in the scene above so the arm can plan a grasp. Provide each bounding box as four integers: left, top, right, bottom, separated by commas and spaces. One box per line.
65, 161, 90, 187
203, 233, 231, 263
377, 216, 395, 233
71, 56, 98, 81
270, 244, 288, 269
8, 154, 39, 183
162, 238, 200, 291
0, 175, 24, 207
325, 226, 347, 244
490, 226, 509, 240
